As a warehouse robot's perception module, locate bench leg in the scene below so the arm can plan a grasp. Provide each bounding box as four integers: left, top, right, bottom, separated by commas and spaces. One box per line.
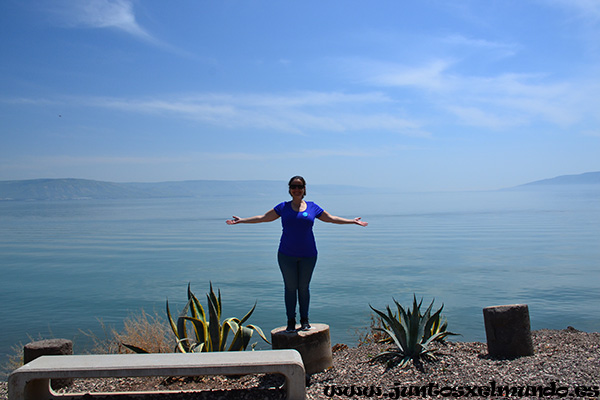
9, 375, 53, 400
283, 372, 306, 400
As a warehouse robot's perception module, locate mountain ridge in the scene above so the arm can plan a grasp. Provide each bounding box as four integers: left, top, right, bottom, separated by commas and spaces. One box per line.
0, 178, 364, 201
518, 171, 600, 186
1, 172, 599, 201
0, 178, 285, 201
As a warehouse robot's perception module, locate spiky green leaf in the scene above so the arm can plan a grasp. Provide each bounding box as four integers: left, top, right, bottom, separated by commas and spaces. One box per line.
239, 301, 257, 325
166, 299, 179, 338
228, 325, 253, 351
207, 292, 220, 352
182, 316, 208, 347
246, 323, 270, 344
220, 319, 240, 351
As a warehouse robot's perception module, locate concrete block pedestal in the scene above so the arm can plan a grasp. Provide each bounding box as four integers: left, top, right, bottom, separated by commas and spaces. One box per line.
23, 339, 73, 389
271, 323, 333, 375
483, 304, 534, 358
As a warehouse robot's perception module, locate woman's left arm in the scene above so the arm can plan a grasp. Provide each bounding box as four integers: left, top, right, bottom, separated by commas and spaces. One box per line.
318, 211, 368, 226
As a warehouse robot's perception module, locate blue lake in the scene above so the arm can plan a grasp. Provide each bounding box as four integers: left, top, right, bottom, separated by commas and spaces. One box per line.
1, 186, 599, 367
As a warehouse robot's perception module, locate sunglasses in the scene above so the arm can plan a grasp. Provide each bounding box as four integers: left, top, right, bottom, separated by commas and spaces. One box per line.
289, 184, 305, 190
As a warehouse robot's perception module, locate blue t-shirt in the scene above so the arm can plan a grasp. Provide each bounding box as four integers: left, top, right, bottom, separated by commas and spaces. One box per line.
274, 201, 324, 257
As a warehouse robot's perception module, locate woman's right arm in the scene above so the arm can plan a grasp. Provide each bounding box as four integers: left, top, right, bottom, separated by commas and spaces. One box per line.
226, 209, 279, 225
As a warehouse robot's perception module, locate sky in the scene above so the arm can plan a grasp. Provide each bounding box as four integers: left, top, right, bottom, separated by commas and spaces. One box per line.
1, 0, 599, 191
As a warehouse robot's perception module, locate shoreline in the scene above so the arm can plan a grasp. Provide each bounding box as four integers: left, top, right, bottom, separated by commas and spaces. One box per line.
2, 327, 599, 399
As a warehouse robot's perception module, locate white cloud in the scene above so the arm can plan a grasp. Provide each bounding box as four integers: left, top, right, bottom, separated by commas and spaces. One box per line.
365, 59, 456, 91
445, 105, 526, 129
82, 91, 423, 136
0, 97, 58, 106
53, 0, 155, 43
198, 147, 384, 161
445, 73, 580, 127
442, 34, 519, 58
3, 90, 424, 137
353, 56, 592, 129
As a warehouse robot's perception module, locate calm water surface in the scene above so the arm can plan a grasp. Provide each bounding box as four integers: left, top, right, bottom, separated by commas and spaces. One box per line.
1, 186, 599, 367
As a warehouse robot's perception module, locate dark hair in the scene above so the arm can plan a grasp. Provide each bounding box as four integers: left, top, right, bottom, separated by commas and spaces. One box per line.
288, 175, 306, 186
288, 175, 307, 197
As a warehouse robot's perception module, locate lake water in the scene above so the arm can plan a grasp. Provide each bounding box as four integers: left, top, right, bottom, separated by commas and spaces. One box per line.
1, 186, 599, 368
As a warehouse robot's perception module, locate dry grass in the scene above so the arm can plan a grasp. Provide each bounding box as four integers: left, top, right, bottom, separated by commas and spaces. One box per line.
355, 313, 390, 345
86, 309, 175, 354
1, 331, 60, 379
2, 310, 173, 380
1, 342, 24, 379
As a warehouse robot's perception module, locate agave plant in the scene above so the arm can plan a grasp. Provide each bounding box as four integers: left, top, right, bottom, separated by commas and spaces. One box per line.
124, 283, 269, 353
368, 295, 457, 368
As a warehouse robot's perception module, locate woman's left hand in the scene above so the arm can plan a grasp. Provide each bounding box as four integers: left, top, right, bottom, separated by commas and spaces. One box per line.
354, 217, 368, 227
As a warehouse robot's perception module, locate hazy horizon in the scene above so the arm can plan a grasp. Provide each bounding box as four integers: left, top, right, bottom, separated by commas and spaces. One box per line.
2, 171, 600, 203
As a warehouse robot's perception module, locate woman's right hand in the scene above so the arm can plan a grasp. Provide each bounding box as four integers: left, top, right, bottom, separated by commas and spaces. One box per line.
226, 210, 279, 225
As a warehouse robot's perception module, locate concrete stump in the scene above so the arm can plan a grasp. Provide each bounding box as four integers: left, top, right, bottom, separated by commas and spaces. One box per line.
483, 304, 534, 358
24, 339, 73, 389
271, 323, 333, 375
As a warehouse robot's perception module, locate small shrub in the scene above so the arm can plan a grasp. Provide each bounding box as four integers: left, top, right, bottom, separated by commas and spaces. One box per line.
356, 313, 390, 345
2, 333, 60, 378
83, 310, 173, 355
1, 342, 25, 379
369, 295, 458, 368
114, 310, 173, 354
124, 282, 269, 353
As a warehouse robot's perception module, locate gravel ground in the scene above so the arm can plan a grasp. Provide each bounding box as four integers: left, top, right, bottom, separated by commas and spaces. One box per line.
2, 328, 599, 399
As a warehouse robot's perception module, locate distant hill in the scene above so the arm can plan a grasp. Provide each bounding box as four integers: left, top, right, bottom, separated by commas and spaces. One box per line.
0, 179, 147, 201
0, 178, 364, 201
519, 171, 600, 187
0, 178, 285, 201
2, 172, 599, 200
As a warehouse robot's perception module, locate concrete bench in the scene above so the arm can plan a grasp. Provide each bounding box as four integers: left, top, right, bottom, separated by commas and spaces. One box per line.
8, 350, 306, 400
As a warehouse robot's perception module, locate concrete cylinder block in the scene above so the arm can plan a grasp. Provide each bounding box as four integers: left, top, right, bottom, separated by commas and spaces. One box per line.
483, 304, 534, 358
23, 339, 73, 389
271, 323, 333, 375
